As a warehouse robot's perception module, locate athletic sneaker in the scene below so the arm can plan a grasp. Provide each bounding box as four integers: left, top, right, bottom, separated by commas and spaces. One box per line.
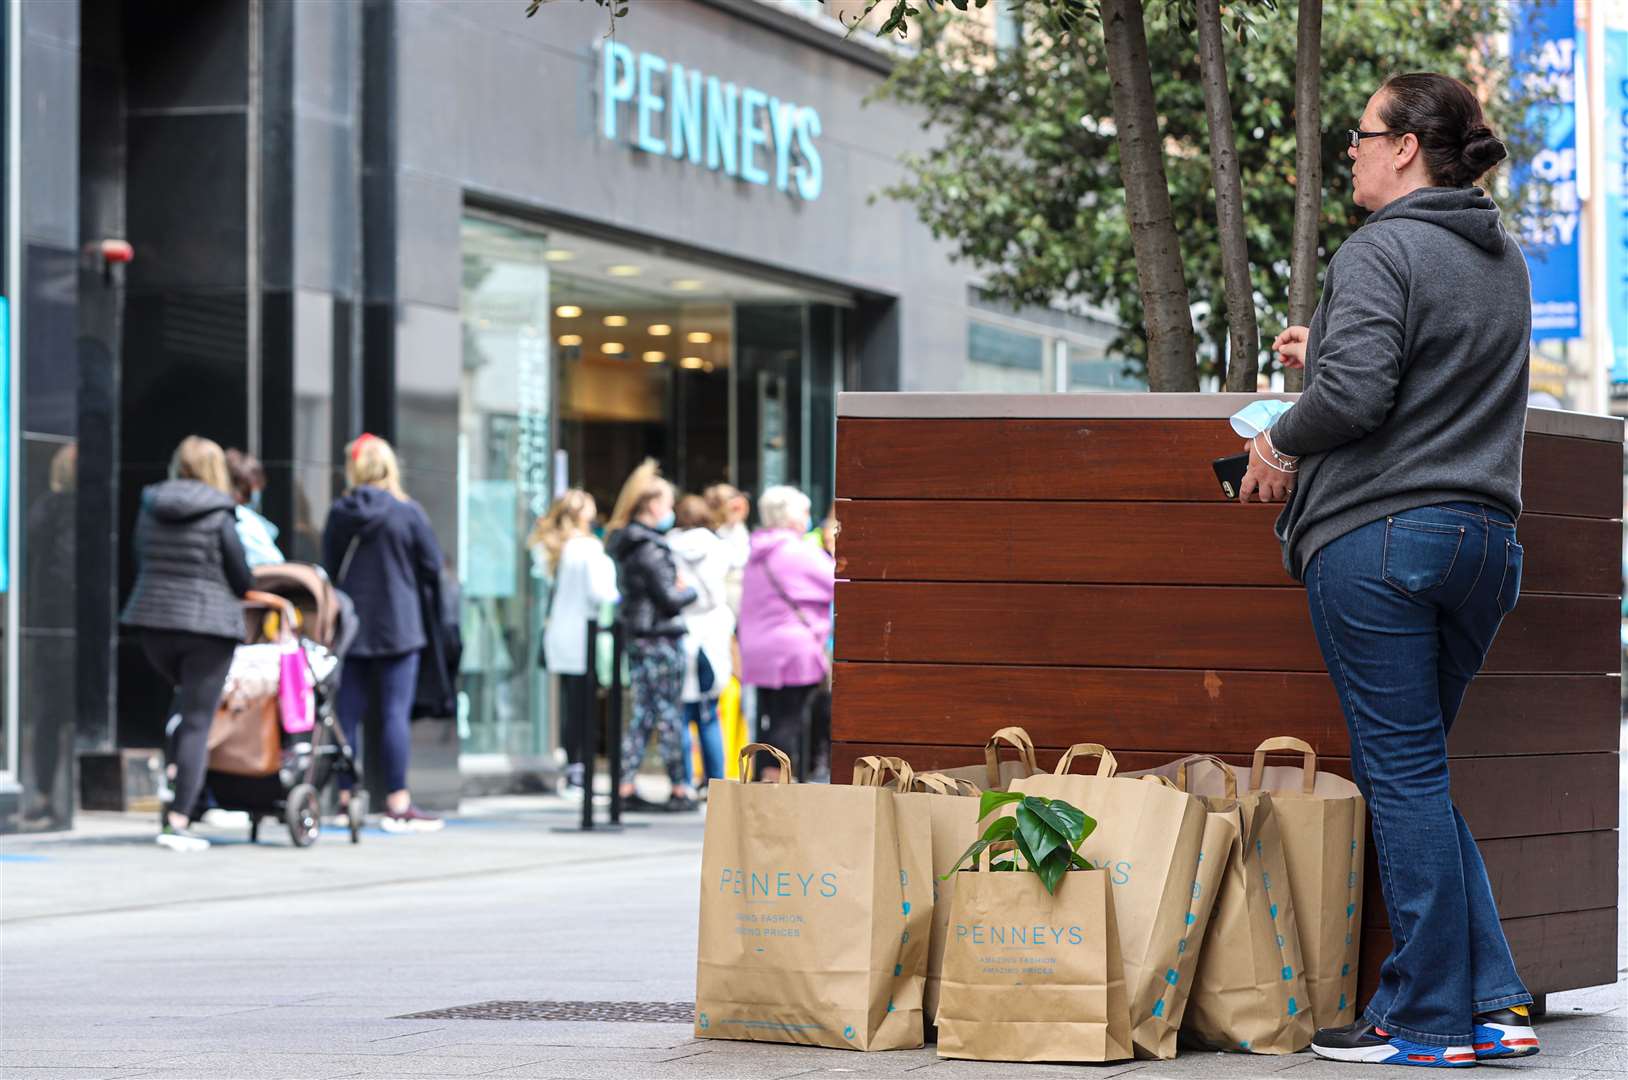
1473, 1005, 1540, 1059
381, 806, 444, 833
156, 825, 210, 853
1311, 1020, 1475, 1068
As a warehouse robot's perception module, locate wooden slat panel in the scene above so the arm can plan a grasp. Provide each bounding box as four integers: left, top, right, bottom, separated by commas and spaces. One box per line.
829, 744, 1619, 840
838, 421, 1623, 518
1364, 831, 1618, 926
1359, 908, 1617, 1000
830, 665, 1621, 758
837, 501, 1621, 596
834, 583, 1620, 674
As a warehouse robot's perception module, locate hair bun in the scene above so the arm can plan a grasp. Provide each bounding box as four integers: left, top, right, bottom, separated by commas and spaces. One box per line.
1459, 126, 1506, 178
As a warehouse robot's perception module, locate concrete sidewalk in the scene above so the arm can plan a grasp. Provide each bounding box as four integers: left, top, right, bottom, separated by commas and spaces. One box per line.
2, 796, 1624, 1080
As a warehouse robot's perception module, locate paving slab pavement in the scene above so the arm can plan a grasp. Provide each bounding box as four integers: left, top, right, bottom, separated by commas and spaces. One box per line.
2, 795, 1623, 1080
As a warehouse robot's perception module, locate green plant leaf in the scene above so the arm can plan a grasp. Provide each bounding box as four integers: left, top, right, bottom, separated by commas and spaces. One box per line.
1070, 849, 1097, 871
1015, 803, 1063, 865
938, 816, 1018, 879
1035, 849, 1071, 895
1022, 795, 1087, 846
977, 790, 1024, 821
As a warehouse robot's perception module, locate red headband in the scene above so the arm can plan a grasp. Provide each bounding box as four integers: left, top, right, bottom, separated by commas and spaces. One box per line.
351, 433, 378, 462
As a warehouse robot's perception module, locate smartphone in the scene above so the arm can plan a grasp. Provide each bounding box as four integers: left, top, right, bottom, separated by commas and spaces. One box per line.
1212, 452, 1250, 500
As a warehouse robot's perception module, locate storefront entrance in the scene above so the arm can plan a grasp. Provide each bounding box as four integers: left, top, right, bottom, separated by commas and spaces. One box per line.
458, 212, 847, 767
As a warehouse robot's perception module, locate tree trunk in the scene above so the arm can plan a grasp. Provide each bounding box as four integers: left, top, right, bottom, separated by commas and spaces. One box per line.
1285, 0, 1323, 393
1195, 0, 1259, 393
1100, 0, 1198, 392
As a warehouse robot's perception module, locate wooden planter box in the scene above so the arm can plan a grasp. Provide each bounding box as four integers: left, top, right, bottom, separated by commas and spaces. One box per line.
831, 391, 1622, 1002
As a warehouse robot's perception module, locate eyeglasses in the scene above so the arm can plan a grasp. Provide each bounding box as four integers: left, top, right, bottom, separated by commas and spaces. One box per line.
1348, 128, 1401, 149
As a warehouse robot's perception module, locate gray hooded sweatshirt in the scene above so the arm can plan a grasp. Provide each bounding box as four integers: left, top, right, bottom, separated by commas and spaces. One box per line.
1271, 186, 1531, 579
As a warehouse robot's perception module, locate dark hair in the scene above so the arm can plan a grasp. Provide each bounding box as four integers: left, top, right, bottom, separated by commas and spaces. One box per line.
1379, 73, 1507, 188
675, 494, 714, 531
225, 448, 266, 503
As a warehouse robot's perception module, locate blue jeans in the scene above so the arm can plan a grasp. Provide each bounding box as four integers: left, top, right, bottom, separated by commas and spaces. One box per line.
684, 698, 725, 785
1306, 502, 1531, 1046
337, 652, 421, 793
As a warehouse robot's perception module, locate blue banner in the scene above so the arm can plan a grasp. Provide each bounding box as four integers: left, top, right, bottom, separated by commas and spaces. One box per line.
1608, 27, 1628, 382
1513, 0, 1582, 340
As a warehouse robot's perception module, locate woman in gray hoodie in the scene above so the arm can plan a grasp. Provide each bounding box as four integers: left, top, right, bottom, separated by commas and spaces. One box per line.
1241, 74, 1537, 1067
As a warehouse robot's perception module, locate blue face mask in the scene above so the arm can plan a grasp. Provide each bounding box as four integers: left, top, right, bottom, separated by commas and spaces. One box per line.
249, 489, 264, 513
653, 510, 676, 533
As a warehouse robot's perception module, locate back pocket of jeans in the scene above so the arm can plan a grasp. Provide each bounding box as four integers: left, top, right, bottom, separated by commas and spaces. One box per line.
1497, 538, 1524, 614
1382, 516, 1465, 596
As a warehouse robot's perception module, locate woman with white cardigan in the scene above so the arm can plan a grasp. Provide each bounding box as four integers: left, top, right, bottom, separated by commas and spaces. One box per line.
668, 495, 736, 787
532, 490, 620, 793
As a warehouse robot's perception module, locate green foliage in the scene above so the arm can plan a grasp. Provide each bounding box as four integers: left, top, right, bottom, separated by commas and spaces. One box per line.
872, 0, 1546, 380
944, 791, 1098, 895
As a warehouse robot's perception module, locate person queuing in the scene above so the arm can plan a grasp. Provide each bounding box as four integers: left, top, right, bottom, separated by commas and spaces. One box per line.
605, 460, 699, 812
1242, 73, 1539, 1067
668, 495, 736, 789
122, 437, 255, 852
322, 434, 447, 833
532, 490, 619, 796
737, 485, 834, 782
226, 449, 284, 566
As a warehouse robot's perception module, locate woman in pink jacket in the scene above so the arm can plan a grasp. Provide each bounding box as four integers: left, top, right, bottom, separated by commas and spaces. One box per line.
737, 485, 835, 781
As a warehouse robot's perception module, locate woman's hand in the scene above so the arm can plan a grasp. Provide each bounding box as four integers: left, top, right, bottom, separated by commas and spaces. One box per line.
1238, 436, 1295, 503
1272, 326, 1310, 370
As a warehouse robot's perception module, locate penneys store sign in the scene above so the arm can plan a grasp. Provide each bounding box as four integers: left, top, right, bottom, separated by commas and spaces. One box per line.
599, 43, 824, 201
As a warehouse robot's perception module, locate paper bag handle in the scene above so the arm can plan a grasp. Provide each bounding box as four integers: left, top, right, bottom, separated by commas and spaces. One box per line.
738, 743, 792, 784
1251, 736, 1317, 794
852, 755, 914, 791
1140, 774, 1180, 790
1055, 742, 1119, 778
1175, 754, 1239, 799
912, 771, 980, 796
975, 839, 1020, 872
983, 726, 1039, 789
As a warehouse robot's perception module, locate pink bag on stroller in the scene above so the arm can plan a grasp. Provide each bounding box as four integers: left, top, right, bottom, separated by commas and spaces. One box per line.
279, 638, 315, 735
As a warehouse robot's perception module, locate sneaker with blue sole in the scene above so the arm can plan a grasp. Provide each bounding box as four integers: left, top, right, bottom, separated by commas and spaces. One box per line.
1473, 1005, 1539, 1059
1311, 1020, 1475, 1067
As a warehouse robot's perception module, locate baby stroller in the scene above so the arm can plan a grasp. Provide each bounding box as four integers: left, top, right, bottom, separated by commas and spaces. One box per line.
200, 562, 362, 847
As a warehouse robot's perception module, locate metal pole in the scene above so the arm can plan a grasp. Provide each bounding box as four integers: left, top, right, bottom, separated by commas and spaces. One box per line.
607, 623, 624, 825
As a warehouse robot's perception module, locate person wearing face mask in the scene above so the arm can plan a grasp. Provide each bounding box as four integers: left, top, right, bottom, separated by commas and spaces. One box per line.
605, 460, 699, 812
738, 485, 835, 782
1240, 73, 1536, 1068
226, 449, 285, 566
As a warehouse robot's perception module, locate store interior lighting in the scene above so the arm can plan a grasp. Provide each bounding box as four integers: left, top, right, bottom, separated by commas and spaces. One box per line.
648, 323, 672, 336
680, 356, 704, 370
603, 342, 624, 355
602, 314, 628, 327
554, 304, 582, 318
643, 351, 667, 364
543, 249, 574, 262
670, 278, 705, 291
607, 264, 642, 277
686, 331, 713, 344
558, 333, 582, 346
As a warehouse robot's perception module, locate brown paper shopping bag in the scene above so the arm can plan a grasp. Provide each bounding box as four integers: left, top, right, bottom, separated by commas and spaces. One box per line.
936, 855, 1133, 1063
1243, 737, 1366, 1031
1013, 744, 1217, 1059
696, 745, 933, 1050
1154, 755, 1316, 1055
937, 726, 1040, 792
908, 771, 983, 1030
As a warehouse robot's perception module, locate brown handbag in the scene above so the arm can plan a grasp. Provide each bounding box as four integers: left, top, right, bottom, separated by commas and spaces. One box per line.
208, 690, 281, 777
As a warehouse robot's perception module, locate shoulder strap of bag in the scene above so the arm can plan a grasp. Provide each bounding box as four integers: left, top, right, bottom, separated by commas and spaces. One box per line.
336, 534, 363, 587
761, 548, 830, 673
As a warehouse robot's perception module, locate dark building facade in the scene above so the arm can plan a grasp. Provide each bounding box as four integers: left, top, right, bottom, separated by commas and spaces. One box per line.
1, 0, 1123, 830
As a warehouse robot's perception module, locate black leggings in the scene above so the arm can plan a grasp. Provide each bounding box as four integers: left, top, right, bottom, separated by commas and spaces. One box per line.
141, 630, 237, 822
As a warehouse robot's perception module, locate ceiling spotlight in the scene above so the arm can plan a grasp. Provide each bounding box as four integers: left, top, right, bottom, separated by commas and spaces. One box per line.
680, 356, 705, 370
558, 334, 582, 347
702, 361, 716, 373
602, 342, 625, 355
607, 264, 642, 277
686, 331, 713, 344
648, 323, 673, 337
643, 351, 667, 364
554, 305, 582, 319
543, 249, 575, 262
602, 314, 628, 327
670, 278, 705, 292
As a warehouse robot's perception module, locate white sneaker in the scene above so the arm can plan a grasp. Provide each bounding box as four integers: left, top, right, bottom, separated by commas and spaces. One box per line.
156, 826, 210, 852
